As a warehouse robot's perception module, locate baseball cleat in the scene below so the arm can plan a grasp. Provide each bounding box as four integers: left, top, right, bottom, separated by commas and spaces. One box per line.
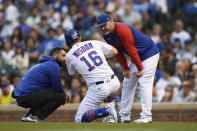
106, 102, 118, 123
21, 112, 32, 122
133, 118, 152, 123
25, 114, 44, 123
102, 115, 115, 123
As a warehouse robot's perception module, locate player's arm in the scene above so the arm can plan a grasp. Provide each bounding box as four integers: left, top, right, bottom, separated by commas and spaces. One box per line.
105, 46, 118, 58
97, 41, 118, 58
116, 24, 143, 71
65, 54, 76, 75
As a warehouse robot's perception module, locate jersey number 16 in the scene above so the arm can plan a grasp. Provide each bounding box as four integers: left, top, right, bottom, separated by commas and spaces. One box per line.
80, 51, 103, 71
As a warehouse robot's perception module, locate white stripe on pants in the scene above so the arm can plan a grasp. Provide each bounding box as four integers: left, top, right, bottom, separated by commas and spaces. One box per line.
119, 53, 159, 121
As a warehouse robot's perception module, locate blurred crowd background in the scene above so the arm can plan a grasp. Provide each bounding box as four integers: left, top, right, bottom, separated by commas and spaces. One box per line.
0, 0, 197, 105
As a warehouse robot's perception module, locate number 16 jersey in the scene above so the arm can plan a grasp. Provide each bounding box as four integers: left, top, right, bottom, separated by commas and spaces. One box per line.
65, 40, 114, 85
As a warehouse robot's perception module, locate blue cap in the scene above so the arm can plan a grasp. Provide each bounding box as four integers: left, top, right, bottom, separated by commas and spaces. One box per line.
96, 13, 112, 27
174, 38, 180, 42
0, 81, 9, 87
184, 39, 192, 44
64, 29, 80, 48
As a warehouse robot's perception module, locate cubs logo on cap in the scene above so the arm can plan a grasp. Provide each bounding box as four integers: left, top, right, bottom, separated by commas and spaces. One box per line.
64, 29, 80, 48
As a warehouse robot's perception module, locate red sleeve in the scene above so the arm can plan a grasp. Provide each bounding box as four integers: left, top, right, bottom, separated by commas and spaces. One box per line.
116, 23, 143, 70
115, 49, 129, 71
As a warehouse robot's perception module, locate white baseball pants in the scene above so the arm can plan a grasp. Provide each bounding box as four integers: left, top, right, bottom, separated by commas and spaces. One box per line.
119, 53, 159, 121
75, 75, 120, 122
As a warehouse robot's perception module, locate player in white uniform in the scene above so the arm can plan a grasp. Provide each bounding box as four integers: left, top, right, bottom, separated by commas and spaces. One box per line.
64, 29, 120, 123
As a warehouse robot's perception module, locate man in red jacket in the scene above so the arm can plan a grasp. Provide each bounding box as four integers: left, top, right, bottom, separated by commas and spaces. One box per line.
96, 13, 160, 123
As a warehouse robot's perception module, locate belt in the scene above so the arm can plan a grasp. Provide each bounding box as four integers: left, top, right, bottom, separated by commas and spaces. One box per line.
95, 75, 115, 85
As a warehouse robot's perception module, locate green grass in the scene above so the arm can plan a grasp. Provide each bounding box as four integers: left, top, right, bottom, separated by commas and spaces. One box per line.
0, 122, 197, 131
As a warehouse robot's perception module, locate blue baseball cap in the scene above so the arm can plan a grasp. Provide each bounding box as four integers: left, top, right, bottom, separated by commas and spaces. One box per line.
0, 81, 9, 87
184, 39, 192, 44
96, 13, 112, 27
64, 29, 80, 48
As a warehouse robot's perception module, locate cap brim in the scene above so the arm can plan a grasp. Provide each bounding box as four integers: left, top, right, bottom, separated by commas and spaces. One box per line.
97, 22, 107, 27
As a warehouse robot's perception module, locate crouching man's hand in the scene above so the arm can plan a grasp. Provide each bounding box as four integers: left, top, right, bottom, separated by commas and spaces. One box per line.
63, 95, 70, 105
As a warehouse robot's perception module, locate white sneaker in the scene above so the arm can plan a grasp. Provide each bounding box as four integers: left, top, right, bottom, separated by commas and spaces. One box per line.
106, 102, 118, 123
102, 115, 115, 123
21, 113, 31, 122
25, 114, 44, 123
133, 118, 152, 123
21, 116, 28, 122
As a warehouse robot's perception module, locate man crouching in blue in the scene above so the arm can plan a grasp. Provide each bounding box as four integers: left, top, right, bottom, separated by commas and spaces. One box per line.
12, 46, 70, 122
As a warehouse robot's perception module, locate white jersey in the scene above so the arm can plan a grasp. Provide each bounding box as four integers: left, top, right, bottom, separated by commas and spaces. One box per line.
65, 40, 114, 85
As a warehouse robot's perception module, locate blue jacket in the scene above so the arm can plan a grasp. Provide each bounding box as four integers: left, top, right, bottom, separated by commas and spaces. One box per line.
14, 56, 65, 97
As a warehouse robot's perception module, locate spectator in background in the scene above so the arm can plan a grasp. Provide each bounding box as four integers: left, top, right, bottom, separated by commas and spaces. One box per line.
39, 28, 64, 56
47, 7, 61, 29
183, 0, 197, 19
0, 74, 14, 94
25, 6, 41, 26
31, 24, 46, 43
96, 0, 107, 15
29, 29, 41, 46
155, 66, 181, 102
0, 81, 16, 105
55, 25, 65, 43
176, 40, 197, 64
183, 58, 192, 78
161, 84, 174, 103
151, 23, 161, 44
61, 11, 74, 29
10, 27, 23, 46
0, 0, 19, 37
0, 39, 15, 65
119, 0, 142, 30
174, 61, 186, 82
86, 4, 97, 27
172, 38, 183, 55
50, 0, 68, 13
9, 43, 29, 75
25, 37, 39, 67
19, 14, 32, 37
91, 32, 103, 41
39, 16, 49, 39
13, 75, 21, 89
178, 80, 196, 102
71, 94, 81, 103
162, 47, 178, 75
172, 19, 191, 46
15, 0, 31, 16
150, 0, 168, 15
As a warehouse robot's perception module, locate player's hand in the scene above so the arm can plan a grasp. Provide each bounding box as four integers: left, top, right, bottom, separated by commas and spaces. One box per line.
123, 69, 130, 78
136, 69, 144, 77
63, 95, 70, 105
66, 95, 70, 102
